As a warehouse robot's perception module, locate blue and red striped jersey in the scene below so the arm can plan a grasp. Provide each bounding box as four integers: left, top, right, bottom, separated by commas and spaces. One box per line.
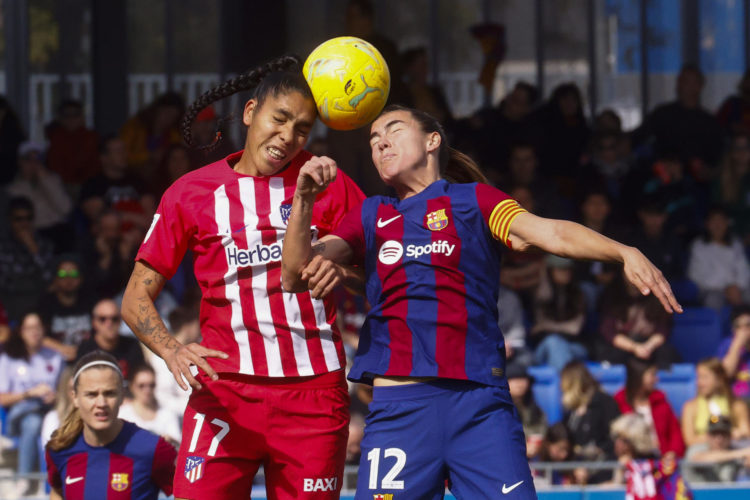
46, 421, 177, 500
332, 179, 526, 386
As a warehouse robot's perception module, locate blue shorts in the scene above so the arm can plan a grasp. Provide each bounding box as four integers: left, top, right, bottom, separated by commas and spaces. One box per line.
355, 379, 537, 499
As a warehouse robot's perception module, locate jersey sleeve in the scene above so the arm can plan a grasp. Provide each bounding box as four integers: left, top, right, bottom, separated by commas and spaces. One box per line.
475, 183, 527, 248
46, 449, 62, 490
135, 182, 195, 279
314, 168, 366, 235
151, 436, 177, 495
330, 201, 367, 264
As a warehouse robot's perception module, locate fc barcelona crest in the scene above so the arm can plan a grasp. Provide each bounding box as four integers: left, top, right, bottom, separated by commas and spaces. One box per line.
373, 495, 394, 500
425, 209, 448, 231
184, 455, 205, 483
110, 473, 129, 491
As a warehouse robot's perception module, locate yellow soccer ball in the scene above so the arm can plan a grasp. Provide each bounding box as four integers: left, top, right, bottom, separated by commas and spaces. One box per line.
303, 36, 390, 131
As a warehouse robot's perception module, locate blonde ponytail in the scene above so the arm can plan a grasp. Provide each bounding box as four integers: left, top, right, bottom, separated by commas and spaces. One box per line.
47, 407, 83, 452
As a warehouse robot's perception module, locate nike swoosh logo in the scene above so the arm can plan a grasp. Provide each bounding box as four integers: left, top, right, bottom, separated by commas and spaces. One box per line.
377, 215, 401, 228
65, 476, 84, 485
502, 480, 524, 494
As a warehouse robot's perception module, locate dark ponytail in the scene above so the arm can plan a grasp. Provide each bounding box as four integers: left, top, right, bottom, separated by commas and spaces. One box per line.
379, 104, 489, 184
181, 54, 310, 151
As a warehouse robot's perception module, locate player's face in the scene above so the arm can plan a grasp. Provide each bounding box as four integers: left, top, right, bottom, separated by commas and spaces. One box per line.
73, 368, 124, 432
242, 90, 316, 177
369, 110, 439, 186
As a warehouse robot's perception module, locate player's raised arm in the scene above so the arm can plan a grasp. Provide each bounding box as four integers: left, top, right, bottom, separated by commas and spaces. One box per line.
122, 261, 227, 391
507, 211, 683, 314
281, 156, 354, 294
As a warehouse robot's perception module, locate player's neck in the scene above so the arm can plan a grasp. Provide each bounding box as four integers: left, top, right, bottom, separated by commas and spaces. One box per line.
83, 418, 123, 447
394, 167, 440, 200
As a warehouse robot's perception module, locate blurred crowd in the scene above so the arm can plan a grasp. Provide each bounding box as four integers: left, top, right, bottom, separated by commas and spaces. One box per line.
3, 1, 750, 492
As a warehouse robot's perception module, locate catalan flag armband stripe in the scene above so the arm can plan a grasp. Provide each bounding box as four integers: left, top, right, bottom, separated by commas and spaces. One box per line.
488, 200, 527, 247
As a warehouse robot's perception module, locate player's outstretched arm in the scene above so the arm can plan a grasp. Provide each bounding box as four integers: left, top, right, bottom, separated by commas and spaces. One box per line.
507, 212, 683, 314
282, 156, 354, 293
122, 261, 228, 391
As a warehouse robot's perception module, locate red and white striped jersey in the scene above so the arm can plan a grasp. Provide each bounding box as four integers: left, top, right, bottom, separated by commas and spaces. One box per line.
136, 150, 365, 377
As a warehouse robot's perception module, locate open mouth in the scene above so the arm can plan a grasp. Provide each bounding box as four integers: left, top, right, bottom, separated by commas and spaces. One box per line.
266, 146, 287, 161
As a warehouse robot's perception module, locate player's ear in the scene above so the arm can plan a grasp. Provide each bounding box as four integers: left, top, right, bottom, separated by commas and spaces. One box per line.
243, 99, 258, 126
426, 131, 441, 153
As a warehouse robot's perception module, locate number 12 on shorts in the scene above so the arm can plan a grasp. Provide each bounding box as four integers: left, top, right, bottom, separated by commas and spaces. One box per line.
367, 447, 406, 490
188, 413, 230, 456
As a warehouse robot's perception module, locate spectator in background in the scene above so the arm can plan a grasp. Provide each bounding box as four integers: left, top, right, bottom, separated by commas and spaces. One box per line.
150, 306, 200, 426
502, 142, 568, 219
534, 422, 587, 486
119, 364, 181, 444
716, 70, 750, 136
685, 415, 750, 483
45, 99, 100, 190
531, 255, 588, 372
682, 358, 750, 450
6, 141, 74, 252
0, 196, 55, 322
596, 269, 676, 367
0, 300, 9, 345
610, 414, 692, 499
593, 108, 623, 134
153, 143, 194, 198
40, 367, 73, 447
642, 154, 703, 241
185, 105, 238, 168
577, 131, 632, 203
76, 298, 145, 380
529, 82, 590, 189
633, 64, 723, 171
0, 312, 63, 494
560, 361, 620, 467
80, 209, 140, 298
499, 284, 533, 374
37, 256, 95, 362
719, 305, 750, 402
507, 364, 547, 459
471, 81, 538, 178
687, 205, 750, 312
712, 132, 750, 244
625, 196, 685, 283
347, 413, 365, 465
0, 96, 27, 185
79, 135, 155, 232
613, 358, 685, 458
401, 46, 452, 126
119, 91, 185, 180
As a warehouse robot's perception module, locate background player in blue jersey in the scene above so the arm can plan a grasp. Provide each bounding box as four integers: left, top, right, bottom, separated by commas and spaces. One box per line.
46, 351, 177, 500
282, 105, 682, 499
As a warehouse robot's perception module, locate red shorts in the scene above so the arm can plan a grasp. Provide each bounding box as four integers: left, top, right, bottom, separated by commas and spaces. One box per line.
173, 370, 349, 500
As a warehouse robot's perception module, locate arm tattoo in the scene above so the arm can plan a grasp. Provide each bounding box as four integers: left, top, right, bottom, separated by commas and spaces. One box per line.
312, 242, 326, 256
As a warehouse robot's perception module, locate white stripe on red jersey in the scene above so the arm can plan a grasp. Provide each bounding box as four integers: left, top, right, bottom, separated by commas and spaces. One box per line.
136, 150, 365, 378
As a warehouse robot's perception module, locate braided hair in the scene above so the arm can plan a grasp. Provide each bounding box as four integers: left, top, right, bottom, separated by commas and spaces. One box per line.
181, 54, 313, 151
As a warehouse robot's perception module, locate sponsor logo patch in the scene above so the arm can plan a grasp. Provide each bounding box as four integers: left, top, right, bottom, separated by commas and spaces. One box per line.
303, 477, 338, 492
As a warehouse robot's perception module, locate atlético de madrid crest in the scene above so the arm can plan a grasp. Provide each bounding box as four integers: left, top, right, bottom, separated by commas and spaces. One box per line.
280, 204, 292, 225
425, 209, 449, 231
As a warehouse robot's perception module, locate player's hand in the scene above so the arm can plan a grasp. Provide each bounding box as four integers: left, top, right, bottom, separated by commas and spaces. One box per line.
621, 247, 682, 314
296, 156, 337, 198
301, 254, 342, 299
163, 342, 228, 392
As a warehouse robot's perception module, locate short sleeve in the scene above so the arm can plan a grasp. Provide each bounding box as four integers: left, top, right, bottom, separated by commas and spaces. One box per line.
135, 183, 195, 279
330, 201, 366, 264
474, 183, 527, 248
151, 436, 177, 495
46, 449, 62, 490
314, 169, 366, 235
